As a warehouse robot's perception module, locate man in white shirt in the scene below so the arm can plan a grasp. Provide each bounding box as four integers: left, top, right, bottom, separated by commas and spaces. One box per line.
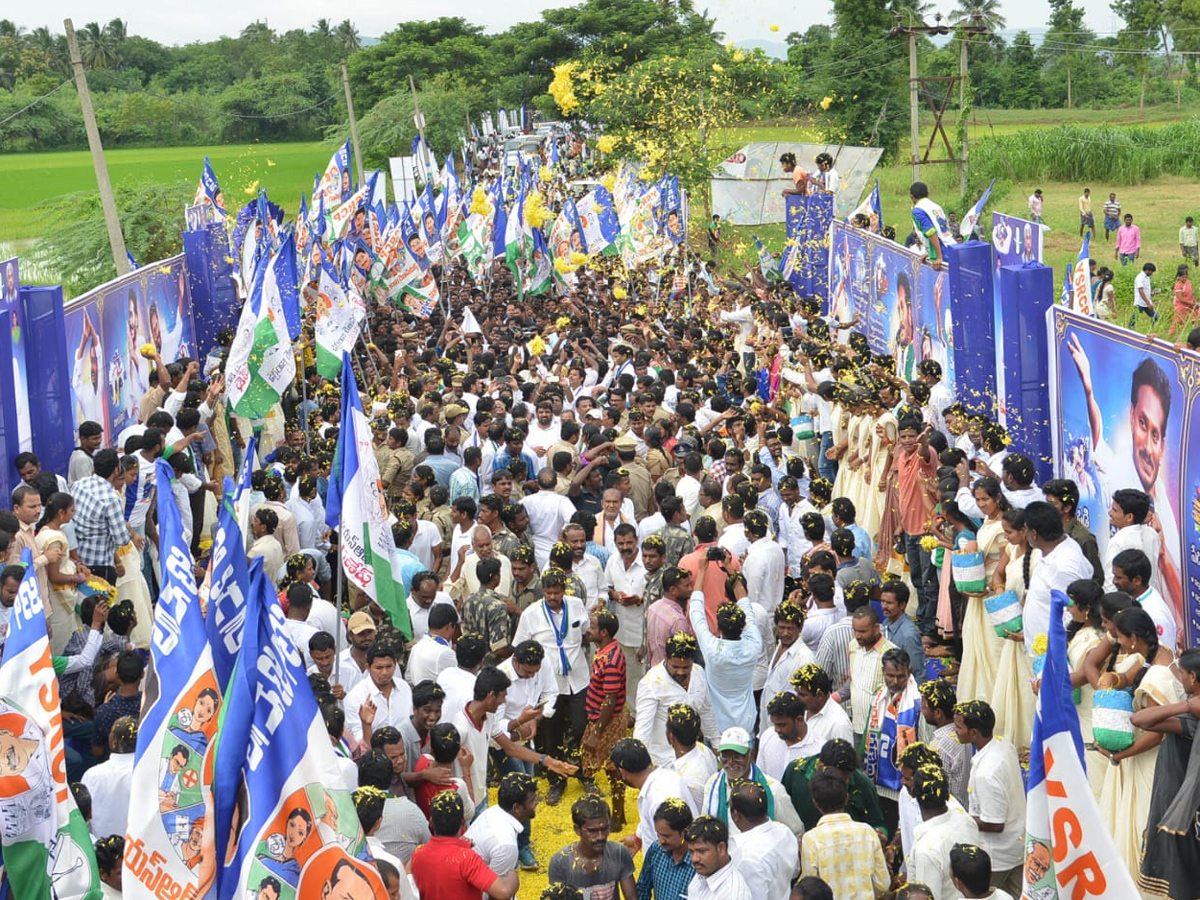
664, 703, 720, 806
281, 586, 319, 668
604, 523, 647, 704
1111, 548, 1178, 652
436, 635, 485, 724
675, 454, 704, 520
791, 662, 855, 748
741, 511, 785, 613
907, 766, 980, 900
683, 814, 753, 900
610, 737, 698, 857
564, 524, 605, 610
757, 692, 822, 783
497, 640, 559, 756
634, 634, 720, 768
512, 571, 589, 805
406, 571, 456, 641
521, 471, 577, 569
524, 401, 561, 475
82, 714, 137, 840
1103, 490, 1161, 592
1023, 503, 1098, 656
463, 772, 539, 876
343, 644, 414, 746
406, 604, 458, 686
699, 728, 804, 839
758, 602, 816, 725
729, 781, 799, 900
956, 700, 1025, 896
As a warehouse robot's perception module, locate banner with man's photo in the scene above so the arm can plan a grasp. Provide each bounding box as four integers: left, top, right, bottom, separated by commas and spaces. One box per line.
1049, 306, 1196, 647
63, 256, 196, 444
828, 220, 956, 395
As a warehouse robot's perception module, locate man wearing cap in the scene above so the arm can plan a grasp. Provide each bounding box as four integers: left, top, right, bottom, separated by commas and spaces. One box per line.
699, 726, 803, 839
337, 611, 377, 696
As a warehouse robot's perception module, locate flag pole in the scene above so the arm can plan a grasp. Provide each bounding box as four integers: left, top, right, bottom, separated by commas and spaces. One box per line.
297, 339, 310, 455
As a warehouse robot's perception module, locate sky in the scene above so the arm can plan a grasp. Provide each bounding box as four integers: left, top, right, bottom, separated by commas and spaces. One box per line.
12, 0, 1131, 46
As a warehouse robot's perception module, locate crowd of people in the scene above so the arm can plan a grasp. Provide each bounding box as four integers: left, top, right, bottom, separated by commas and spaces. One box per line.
8, 151, 1200, 900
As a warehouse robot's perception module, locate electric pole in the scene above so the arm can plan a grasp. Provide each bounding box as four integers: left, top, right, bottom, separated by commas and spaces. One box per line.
341, 61, 363, 182
64, 18, 129, 276
409, 75, 432, 184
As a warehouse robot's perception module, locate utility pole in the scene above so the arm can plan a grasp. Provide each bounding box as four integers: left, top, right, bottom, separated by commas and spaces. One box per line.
891, 14, 950, 183
64, 18, 128, 276
341, 61, 363, 182
957, 14, 988, 197
909, 33, 920, 183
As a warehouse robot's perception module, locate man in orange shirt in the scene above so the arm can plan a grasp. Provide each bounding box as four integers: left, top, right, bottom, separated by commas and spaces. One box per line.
678, 517, 741, 635
884, 417, 938, 633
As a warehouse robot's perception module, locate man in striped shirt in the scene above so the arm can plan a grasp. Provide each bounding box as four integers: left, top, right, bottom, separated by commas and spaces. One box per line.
582, 609, 628, 825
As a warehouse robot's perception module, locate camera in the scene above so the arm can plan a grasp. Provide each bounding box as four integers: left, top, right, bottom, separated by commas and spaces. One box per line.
706, 547, 725, 562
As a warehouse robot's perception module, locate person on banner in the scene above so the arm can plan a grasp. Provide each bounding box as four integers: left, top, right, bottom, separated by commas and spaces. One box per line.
909, 182, 956, 272
1064, 334, 1184, 642
73, 310, 106, 430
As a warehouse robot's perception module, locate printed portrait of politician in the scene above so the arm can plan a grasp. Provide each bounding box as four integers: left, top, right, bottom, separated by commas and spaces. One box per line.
1066, 331, 1184, 637
72, 310, 105, 433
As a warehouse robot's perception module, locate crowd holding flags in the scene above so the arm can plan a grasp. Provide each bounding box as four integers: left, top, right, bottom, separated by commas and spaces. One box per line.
124, 462, 221, 900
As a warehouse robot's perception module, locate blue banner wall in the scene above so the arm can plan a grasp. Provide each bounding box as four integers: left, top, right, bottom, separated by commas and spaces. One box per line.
999, 263, 1055, 480
992, 213, 1044, 423
20, 284, 73, 481
827, 220, 957, 395
63, 256, 196, 443
1048, 307, 1194, 647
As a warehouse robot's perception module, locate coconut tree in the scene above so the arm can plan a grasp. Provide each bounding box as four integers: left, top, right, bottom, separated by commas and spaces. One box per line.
949, 0, 1006, 32
335, 19, 360, 56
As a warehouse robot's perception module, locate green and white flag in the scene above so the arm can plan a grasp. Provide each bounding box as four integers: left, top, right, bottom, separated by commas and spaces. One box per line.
504, 186, 530, 300
227, 233, 298, 419
0, 556, 101, 900
314, 262, 366, 380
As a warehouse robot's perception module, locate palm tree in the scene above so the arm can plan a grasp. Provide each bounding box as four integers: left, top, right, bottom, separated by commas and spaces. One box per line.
335, 19, 360, 55
79, 20, 119, 68
240, 20, 274, 42
27, 26, 70, 75
312, 18, 333, 39
949, 0, 1005, 32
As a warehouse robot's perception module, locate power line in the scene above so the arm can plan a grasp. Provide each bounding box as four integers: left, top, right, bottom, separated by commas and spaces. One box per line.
223, 89, 343, 119
0, 77, 74, 130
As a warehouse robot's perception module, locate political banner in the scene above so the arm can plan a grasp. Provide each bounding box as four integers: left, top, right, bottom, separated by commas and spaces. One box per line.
63, 256, 195, 443
0, 256, 31, 451
124, 460, 220, 900
1048, 307, 1190, 645
828, 220, 954, 394
214, 559, 386, 900
0, 556, 101, 900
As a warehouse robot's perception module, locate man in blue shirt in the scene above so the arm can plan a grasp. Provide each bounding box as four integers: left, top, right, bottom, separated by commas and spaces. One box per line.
879, 580, 926, 682
636, 798, 694, 900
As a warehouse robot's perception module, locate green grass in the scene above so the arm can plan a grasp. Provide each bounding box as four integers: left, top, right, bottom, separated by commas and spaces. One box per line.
0, 141, 336, 245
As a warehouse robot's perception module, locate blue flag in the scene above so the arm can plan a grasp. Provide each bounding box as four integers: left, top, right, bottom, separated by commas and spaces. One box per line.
1071, 231, 1093, 315
205, 439, 254, 692
1023, 591, 1139, 899
125, 460, 221, 899
214, 558, 387, 900
960, 177, 995, 239
194, 156, 226, 223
